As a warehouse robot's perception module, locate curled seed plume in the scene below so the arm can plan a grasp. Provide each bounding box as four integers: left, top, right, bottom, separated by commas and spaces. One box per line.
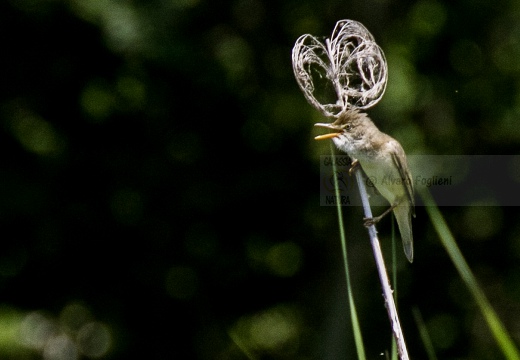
292, 19, 388, 118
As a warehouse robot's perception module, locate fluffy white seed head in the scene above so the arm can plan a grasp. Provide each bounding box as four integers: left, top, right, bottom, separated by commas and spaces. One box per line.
292, 20, 388, 118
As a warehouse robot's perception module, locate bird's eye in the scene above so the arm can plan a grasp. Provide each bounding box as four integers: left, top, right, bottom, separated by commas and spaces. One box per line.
345, 124, 352, 131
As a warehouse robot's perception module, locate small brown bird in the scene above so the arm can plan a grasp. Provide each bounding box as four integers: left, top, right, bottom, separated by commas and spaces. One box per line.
315, 109, 415, 262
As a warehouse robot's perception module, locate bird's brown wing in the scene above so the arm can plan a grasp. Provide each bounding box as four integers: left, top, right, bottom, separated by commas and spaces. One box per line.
390, 141, 415, 215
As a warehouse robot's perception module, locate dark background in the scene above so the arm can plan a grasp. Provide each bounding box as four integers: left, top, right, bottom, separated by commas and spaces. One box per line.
1, 0, 520, 359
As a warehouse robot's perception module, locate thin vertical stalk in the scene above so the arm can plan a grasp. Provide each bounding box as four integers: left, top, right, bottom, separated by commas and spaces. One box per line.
353, 166, 409, 360
330, 144, 366, 360
412, 307, 438, 360
391, 218, 398, 360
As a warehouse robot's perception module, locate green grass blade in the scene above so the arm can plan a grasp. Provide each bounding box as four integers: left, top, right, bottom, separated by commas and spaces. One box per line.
330, 143, 366, 360
420, 187, 520, 360
412, 307, 438, 360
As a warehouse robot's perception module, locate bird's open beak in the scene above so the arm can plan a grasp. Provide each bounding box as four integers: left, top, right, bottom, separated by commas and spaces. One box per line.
314, 123, 341, 140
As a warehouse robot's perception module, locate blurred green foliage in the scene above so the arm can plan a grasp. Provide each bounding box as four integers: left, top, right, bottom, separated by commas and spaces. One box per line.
1, 0, 520, 359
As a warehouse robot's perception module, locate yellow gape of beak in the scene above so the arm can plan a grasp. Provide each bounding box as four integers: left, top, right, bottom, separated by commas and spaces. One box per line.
314, 123, 341, 140
314, 133, 340, 140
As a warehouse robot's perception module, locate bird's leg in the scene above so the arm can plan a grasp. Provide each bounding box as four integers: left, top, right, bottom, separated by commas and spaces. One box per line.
363, 204, 397, 227
348, 159, 360, 176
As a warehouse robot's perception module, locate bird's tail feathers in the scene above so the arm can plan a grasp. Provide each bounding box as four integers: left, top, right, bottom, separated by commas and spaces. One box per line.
394, 204, 413, 263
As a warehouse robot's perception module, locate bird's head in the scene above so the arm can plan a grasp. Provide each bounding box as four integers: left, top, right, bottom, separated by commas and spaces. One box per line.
314, 109, 375, 152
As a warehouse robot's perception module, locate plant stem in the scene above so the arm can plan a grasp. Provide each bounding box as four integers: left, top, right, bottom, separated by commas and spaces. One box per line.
412, 307, 438, 360
330, 144, 366, 360
391, 218, 398, 360
353, 166, 410, 360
